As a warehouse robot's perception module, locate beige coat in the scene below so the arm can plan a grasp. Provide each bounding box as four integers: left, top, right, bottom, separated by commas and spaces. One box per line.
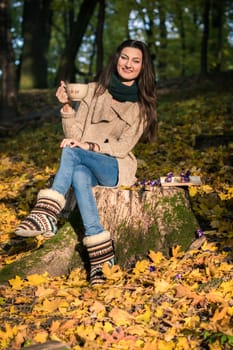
61, 82, 145, 186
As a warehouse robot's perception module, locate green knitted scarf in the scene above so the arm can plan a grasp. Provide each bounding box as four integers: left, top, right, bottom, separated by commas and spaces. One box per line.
108, 73, 139, 102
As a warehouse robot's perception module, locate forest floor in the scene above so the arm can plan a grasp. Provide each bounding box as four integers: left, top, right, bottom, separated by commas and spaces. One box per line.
0, 72, 233, 349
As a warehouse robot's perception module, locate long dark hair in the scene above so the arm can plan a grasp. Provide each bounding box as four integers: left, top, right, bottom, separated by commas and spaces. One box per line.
96, 39, 158, 143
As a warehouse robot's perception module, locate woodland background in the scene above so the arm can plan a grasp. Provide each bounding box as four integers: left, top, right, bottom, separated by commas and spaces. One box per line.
0, 0, 233, 349
0, 0, 233, 122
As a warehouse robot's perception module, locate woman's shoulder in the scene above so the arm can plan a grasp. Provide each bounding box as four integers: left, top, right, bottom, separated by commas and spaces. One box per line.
87, 82, 97, 94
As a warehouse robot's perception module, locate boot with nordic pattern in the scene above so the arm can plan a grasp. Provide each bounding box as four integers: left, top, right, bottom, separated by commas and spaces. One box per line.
83, 230, 115, 285
15, 189, 65, 238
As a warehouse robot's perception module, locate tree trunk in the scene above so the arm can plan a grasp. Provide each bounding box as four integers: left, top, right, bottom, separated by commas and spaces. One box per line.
158, 2, 167, 77
211, 0, 224, 72
138, 4, 157, 66
19, 0, 53, 89
176, 3, 186, 76
0, 187, 199, 282
0, 0, 18, 124
200, 0, 210, 76
95, 0, 105, 75
55, 0, 99, 84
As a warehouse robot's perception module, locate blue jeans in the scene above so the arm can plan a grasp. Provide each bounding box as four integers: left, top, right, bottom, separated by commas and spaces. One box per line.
51, 147, 118, 236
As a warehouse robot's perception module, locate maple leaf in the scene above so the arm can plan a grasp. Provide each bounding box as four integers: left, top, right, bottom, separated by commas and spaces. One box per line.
10, 326, 27, 349
74, 324, 96, 342
103, 286, 122, 303
171, 245, 184, 258
154, 279, 171, 293
102, 263, 123, 281
8, 275, 23, 290
188, 186, 198, 197
103, 321, 114, 333
135, 305, 152, 323
133, 260, 150, 274
35, 286, 55, 297
183, 315, 200, 328
60, 319, 78, 331
175, 336, 198, 350
148, 250, 164, 264
211, 305, 229, 323
33, 330, 48, 343
90, 300, 106, 315
0, 323, 18, 348
109, 307, 133, 326
27, 272, 49, 286
201, 240, 218, 252
34, 298, 60, 313
157, 339, 175, 349
50, 320, 61, 334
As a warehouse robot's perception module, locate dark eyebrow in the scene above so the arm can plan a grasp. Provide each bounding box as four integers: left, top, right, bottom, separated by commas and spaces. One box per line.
121, 53, 141, 60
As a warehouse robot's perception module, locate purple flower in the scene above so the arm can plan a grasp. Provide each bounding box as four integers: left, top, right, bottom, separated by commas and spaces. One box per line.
165, 172, 173, 182
149, 266, 156, 272
196, 229, 204, 238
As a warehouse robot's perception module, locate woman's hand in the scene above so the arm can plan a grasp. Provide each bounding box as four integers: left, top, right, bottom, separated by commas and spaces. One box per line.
60, 139, 100, 152
56, 81, 73, 112
60, 138, 89, 149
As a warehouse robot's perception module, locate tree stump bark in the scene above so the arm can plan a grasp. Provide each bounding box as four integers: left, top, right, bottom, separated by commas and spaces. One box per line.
0, 186, 198, 282
91, 186, 198, 266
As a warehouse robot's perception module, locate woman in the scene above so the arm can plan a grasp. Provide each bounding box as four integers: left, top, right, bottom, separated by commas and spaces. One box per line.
15, 39, 157, 285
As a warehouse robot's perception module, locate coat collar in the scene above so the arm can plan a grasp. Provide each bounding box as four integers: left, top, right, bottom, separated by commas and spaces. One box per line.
87, 87, 139, 126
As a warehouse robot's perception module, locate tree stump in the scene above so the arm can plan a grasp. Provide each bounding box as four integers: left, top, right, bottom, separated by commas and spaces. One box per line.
0, 186, 198, 282
92, 186, 198, 266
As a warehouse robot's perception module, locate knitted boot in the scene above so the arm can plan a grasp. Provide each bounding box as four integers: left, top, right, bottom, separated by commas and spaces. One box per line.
15, 189, 65, 238
83, 231, 115, 286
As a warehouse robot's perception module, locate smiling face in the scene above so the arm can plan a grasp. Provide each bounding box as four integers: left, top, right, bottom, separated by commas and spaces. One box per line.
116, 47, 143, 86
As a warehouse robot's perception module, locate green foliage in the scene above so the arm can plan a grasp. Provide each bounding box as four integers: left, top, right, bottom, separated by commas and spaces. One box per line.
203, 331, 233, 348
8, 0, 233, 88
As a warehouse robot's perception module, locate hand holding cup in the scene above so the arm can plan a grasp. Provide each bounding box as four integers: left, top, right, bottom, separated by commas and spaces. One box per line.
56, 81, 88, 105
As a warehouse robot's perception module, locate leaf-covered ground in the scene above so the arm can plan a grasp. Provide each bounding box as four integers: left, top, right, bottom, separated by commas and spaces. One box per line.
0, 73, 233, 349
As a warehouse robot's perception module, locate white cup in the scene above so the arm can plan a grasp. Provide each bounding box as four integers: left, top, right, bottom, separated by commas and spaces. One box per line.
66, 83, 88, 101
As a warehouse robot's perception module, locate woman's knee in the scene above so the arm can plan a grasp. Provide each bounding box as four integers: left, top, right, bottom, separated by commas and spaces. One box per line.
61, 146, 82, 164
61, 146, 75, 157
72, 165, 93, 187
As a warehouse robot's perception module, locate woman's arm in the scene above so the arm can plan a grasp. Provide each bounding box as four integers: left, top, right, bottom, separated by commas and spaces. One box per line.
55, 81, 74, 113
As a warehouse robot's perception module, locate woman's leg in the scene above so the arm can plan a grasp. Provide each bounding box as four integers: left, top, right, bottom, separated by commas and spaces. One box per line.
71, 164, 103, 235
52, 146, 118, 194
52, 147, 118, 236
57, 147, 118, 285
51, 147, 77, 196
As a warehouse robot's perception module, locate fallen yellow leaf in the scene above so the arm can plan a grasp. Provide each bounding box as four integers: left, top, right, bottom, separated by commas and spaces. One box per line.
109, 307, 133, 326
8, 275, 24, 290
33, 330, 48, 343
149, 250, 164, 264
27, 272, 49, 286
